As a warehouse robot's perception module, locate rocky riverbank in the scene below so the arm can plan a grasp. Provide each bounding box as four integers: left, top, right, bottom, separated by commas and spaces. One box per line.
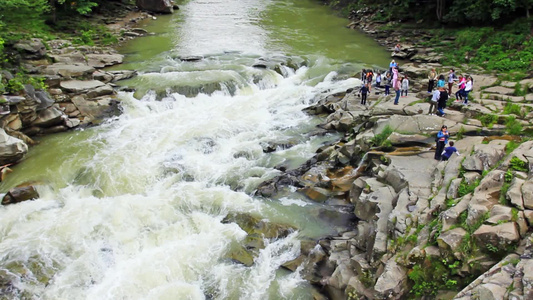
255, 11, 533, 299
0, 1, 178, 180
253, 69, 533, 299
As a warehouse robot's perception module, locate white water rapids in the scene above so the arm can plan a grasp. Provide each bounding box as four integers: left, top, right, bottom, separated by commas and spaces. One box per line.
0, 0, 386, 298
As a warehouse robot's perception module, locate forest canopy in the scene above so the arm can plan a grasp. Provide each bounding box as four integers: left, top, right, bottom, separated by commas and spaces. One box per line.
322, 0, 533, 24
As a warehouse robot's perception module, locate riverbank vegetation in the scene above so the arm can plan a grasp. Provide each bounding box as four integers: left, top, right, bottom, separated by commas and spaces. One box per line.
0, 0, 129, 59
320, 0, 533, 76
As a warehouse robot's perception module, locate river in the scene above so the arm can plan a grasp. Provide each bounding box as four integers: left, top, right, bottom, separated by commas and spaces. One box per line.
0, 0, 389, 299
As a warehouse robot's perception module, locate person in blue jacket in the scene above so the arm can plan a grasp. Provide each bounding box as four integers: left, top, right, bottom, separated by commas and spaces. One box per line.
441, 141, 460, 161
434, 125, 449, 160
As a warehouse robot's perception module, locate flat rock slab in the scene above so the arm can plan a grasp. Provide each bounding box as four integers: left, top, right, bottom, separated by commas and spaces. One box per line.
60, 80, 105, 93
86, 53, 124, 68
472, 74, 498, 89
44, 64, 95, 78
483, 86, 515, 96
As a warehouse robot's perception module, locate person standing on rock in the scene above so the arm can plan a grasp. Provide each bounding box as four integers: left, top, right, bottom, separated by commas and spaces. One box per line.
376, 72, 382, 88
441, 141, 460, 161
428, 88, 440, 115
434, 125, 449, 160
437, 87, 448, 116
384, 72, 391, 95
361, 69, 367, 84
401, 76, 409, 97
427, 68, 437, 93
366, 71, 373, 92
359, 83, 369, 105
448, 69, 457, 95
455, 75, 467, 101
392, 67, 401, 105
462, 76, 473, 105
437, 74, 446, 88
389, 60, 397, 73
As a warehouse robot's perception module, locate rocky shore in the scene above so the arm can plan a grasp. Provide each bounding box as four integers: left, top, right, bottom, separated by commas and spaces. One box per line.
0, 1, 176, 186
1, 2, 533, 300
246, 11, 533, 299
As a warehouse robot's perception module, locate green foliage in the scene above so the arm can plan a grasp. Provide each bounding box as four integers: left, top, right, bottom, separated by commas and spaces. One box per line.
371, 125, 393, 147
505, 116, 523, 135
509, 156, 529, 172
408, 258, 461, 297
477, 114, 498, 127
5, 73, 47, 94
457, 178, 479, 197
513, 83, 527, 96
505, 140, 520, 154
456, 126, 466, 140
503, 101, 523, 116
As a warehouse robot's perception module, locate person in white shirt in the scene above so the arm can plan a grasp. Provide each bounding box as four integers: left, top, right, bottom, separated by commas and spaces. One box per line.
429, 89, 440, 115
401, 77, 409, 97
463, 76, 473, 105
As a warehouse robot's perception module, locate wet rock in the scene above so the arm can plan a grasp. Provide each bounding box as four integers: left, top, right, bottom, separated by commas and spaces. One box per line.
93, 71, 114, 83
300, 186, 330, 202
179, 55, 203, 62
136, 0, 174, 13
87, 84, 114, 98
71, 95, 120, 124
64, 118, 81, 128
2, 184, 39, 205
109, 70, 137, 82
0, 128, 28, 165
222, 213, 295, 239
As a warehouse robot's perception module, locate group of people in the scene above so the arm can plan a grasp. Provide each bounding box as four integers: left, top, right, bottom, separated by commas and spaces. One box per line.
358, 60, 410, 105
356, 63, 474, 116
427, 68, 474, 116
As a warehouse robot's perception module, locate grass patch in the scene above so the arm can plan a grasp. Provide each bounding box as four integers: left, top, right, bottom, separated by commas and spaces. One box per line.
477, 114, 498, 127
505, 116, 523, 135
371, 125, 393, 147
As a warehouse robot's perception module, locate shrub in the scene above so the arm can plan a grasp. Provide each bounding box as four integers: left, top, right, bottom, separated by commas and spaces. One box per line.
505, 116, 523, 135
509, 156, 528, 172
503, 101, 522, 116
371, 125, 393, 147
478, 114, 498, 127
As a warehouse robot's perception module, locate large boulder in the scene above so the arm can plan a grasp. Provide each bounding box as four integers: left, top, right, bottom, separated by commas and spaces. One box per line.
31, 106, 65, 128
462, 140, 508, 172
0, 128, 28, 165
2, 184, 39, 205
136, 0, 174, 13
374, 259, 408, 299
13, 39, 46, 60
473, 223, 520, 252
